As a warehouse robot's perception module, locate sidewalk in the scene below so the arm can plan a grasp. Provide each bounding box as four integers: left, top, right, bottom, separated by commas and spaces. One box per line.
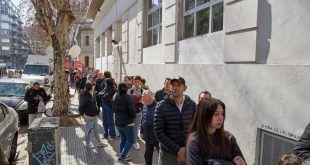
25, 88, 158, 165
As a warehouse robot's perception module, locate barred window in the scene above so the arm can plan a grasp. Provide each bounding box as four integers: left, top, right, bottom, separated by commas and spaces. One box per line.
184, 0, 223, 39
147, 0, 162, 46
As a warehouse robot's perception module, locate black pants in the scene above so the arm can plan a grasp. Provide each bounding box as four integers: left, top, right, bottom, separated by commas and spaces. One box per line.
145, 142, 159, 165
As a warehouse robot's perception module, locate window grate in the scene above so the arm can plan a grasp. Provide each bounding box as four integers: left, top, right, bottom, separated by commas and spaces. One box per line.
259, 130, 296, 165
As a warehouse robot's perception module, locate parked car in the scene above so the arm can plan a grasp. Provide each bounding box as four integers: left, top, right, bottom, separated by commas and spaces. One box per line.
0, 102, 19, 164
0, 78, 31, 124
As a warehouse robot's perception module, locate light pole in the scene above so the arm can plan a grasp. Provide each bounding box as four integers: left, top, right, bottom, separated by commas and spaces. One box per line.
111, 39, 122, 83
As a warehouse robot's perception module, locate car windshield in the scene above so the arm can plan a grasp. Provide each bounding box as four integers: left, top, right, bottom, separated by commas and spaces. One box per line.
23, 65, 49, 75
0, 83, 28, 97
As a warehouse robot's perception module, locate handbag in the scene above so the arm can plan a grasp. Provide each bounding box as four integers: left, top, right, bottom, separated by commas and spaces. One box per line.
37, 100, 46, 113
206, 159, 236, 165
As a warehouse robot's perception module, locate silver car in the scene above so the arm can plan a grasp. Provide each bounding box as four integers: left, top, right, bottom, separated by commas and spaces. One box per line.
0, 102, 19, 164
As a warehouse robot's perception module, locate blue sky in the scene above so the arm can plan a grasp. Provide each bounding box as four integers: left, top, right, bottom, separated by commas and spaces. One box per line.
11, 0, 19, 6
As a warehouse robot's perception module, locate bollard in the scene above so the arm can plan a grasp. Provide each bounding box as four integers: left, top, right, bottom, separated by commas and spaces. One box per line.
28, 117, 60, 165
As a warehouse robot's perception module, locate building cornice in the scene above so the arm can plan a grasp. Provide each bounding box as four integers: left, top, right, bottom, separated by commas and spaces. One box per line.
86, 0, 105, 19
91, 0, 116, 29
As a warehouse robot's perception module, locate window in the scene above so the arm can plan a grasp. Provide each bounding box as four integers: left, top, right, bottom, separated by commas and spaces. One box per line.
2, 46, 10, 50
85, 35, 89, 46
147, 0, 162, 46
0, 15, 9, 21
1, 22, 9, 29
2, 38, 9, 42
184, 0, 223, 39
258, 130, 296, 165
84, 56, 89, 68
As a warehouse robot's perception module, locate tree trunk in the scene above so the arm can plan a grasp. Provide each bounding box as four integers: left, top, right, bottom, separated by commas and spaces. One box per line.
51, 34, 70, 126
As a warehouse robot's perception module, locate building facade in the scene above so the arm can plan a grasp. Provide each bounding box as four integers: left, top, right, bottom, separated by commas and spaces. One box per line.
76, 21, 94, 68
0, 0, 31, 69
87, 0, 310, 164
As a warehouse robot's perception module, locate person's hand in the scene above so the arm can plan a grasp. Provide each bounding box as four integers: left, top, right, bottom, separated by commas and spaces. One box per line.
233, 156, 246, 165
177, 147, 186, 161
139, 134, 144, 140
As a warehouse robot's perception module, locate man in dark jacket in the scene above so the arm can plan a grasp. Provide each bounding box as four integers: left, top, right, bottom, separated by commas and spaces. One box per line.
140, 90, 159, 165
24, 82, 48, 126
294, 123, 310, 161
154, 78, 171, 102
154, 76, 196, 165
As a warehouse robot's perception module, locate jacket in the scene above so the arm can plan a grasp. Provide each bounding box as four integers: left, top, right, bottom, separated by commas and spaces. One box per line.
112, 93, 136, 128
78, 90, 98, 117
294, 123, 310, 160
24, 87, 48, 114
98, 87, 116, 108
186, 131, 245, 165
155, 88, 169, 102
154, 94, 196, 154
140, 101, 157, 144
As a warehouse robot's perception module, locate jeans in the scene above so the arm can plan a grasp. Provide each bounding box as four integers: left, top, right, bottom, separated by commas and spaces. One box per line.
28, 113, 42, 126
117, 126, 135, 159
145, 143, 159, 165
102, 105, 116, 138
84, 115, 100, 142
134, 112, 142, 140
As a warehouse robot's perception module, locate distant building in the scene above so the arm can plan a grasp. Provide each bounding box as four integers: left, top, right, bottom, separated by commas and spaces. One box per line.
76, 21, 94, 68
0, 0, 31, 69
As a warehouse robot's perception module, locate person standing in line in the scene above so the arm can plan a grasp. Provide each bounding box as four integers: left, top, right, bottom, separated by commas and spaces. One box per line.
154, 78, 171, 102
79, 83, 107, 149
98, 78, 117, 139
186, 98, 246, 165
154, 76, 196, 165
113, 83, 136, 164
278, 154, 304, 165
123, 76, 133, 89
198, 90, 212, 102
140, 90, 159, 165
128, 75, 144, 150
95, 72, 105, 111
294, 123, 310, 161
24, 81, 48, 126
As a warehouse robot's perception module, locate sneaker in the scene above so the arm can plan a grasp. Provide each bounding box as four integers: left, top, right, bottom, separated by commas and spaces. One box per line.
85, 143, 94, 149
96, 141, 108, 147
118, 158, 129, 165
133, 143, 140, 150
123, 155, 132, 161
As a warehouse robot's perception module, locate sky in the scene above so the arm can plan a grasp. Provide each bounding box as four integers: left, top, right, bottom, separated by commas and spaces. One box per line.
11, 0, 19, 6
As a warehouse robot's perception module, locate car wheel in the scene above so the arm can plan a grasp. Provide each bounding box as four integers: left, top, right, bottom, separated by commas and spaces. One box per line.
8, 133, 18, 163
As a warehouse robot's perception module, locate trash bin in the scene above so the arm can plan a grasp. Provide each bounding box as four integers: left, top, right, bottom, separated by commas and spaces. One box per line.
28, 117, 60, 165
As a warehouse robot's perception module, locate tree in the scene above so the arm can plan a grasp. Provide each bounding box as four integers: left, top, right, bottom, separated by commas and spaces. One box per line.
30, 0, 75, 125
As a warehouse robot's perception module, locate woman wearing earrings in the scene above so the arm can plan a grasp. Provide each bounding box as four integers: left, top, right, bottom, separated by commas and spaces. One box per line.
187, 98, 246, 165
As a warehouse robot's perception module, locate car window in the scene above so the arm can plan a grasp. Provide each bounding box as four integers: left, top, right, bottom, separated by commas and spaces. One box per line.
0, 82, 28, 97
0, 104, 6, 123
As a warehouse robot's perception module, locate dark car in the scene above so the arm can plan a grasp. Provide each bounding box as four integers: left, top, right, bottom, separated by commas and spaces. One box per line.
0, 102, 19, 164
0, 78, 30, 124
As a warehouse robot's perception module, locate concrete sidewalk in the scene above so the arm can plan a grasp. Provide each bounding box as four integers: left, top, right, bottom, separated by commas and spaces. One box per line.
24, 88, 158, 165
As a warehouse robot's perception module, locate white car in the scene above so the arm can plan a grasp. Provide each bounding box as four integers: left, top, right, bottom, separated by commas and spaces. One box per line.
0, 102, 19, 164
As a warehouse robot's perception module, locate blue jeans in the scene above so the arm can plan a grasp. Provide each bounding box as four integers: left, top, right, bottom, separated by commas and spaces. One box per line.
84, 115, 100, 142
134, 112, 142, 140
102, 105, 116, 138
117, 125, 135, 159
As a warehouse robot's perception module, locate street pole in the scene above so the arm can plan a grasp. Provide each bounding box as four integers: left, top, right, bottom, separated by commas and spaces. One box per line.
117, 46, 122, 83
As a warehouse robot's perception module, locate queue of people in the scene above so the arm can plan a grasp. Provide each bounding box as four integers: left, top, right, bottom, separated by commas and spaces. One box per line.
24, 66, 310, 165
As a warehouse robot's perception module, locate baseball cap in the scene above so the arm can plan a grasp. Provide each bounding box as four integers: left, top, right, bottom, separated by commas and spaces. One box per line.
170, 76, 186, 85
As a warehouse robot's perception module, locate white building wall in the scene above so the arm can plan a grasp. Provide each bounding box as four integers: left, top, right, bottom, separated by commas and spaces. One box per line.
90, 0, 310, 164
